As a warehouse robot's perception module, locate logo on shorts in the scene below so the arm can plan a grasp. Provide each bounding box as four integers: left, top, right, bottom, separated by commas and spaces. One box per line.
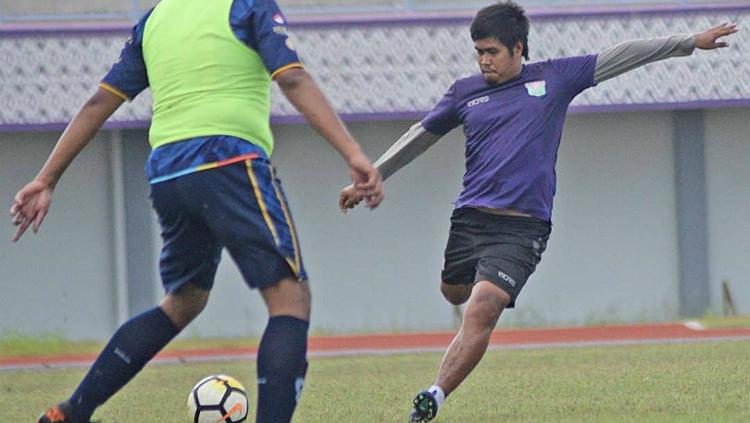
497, 271, 516, 287
272, 13, 286, 24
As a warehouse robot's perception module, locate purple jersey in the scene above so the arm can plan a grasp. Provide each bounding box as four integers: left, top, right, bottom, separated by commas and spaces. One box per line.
421, 55, 598, 222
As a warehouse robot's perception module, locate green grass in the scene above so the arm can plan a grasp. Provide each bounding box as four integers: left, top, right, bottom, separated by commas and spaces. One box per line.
2, 341, 749, 422
698, 315, 750, 329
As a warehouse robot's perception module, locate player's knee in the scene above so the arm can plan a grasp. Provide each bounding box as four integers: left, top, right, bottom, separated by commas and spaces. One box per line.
284, 279, 311, 308
464, 283, 510, 329
262, 278, 311, 321
463, 302, 501, 332
441, 282, 472, 305
160, 283, 210, 329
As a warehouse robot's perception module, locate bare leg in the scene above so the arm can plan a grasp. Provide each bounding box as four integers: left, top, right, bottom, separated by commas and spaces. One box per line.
441, 282, 473, 306
441, 283, 472, 330
160, 282, 210, 329
259, 277, 311, 320
435, 281, 510, 396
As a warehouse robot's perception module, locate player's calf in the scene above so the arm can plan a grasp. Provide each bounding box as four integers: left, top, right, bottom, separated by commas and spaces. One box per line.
255, 315, 309, 423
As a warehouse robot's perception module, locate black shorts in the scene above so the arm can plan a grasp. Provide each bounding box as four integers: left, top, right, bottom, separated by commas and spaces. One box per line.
441, 207, 551, 308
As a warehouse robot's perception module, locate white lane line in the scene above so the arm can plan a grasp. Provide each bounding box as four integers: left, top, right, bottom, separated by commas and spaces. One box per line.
683, 320, 706, 331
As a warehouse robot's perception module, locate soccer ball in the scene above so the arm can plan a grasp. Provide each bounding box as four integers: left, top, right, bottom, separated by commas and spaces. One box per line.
187, 374, 249, 423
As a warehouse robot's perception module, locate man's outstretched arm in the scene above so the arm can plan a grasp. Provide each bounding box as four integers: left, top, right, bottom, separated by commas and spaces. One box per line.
339, 122, 443, 212
276, 67, 384, 209
10, 88, 124, 241
374, 123, 443, 181
594, 23, 739, 84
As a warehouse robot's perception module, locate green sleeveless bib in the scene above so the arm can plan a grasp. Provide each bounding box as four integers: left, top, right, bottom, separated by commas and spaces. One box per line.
143, 0, 274, 156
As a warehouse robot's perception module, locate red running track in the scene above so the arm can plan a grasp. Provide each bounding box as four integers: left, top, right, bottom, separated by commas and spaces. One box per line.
2, 323, 749, 371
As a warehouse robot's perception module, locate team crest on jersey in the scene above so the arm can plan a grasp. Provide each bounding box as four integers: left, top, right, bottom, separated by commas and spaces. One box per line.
272, 13, 286, 25
525, 80, 546, 97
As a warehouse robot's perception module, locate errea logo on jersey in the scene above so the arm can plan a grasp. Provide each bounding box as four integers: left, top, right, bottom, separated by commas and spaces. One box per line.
467, 96, 489, 108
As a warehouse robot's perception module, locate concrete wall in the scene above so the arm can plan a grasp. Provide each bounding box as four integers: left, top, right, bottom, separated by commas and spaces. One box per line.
0, 132, 119, 340
514, 111, 680, 325
705, 109, 750, 315
1, 108, 747, 340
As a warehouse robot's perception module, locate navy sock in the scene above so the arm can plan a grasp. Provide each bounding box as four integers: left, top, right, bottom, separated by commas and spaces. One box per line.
256, 315, 309, 423
68, 307, 179, 421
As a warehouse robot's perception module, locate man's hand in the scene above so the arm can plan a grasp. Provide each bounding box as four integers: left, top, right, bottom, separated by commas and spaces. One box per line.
8, 87, 123, 242
347, 154, 384, 210
339, 184, 364, 213
10, 180, 53, 242
275, 68, 385, 210
695, 23, 739, 50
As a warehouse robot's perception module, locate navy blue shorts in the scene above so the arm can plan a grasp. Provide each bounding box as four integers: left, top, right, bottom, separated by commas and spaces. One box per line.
150, 158, 307, 294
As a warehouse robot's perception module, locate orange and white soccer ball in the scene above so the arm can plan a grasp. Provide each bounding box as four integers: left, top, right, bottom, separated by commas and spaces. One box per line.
187, 374, 249, 423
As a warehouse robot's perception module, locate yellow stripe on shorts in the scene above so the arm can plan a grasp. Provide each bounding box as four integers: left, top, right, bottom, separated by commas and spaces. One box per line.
270, 166, 302, 275
244, 160, 300, 277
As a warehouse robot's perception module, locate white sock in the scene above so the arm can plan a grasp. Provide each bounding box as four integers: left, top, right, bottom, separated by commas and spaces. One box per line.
427, 385, 446, 408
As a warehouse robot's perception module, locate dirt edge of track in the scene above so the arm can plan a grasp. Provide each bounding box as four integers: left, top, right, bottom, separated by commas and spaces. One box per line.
3, 322, 750, 371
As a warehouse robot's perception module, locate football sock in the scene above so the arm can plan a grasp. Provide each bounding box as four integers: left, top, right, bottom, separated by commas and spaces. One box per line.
68, 307, 179, 421
428, 385, 446, 408
256, 315, 309, 423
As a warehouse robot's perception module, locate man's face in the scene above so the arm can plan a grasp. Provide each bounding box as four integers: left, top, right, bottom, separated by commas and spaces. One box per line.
474, 38, 523, 85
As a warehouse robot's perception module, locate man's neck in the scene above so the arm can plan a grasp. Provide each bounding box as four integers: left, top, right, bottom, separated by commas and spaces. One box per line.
490, 65, 523, 86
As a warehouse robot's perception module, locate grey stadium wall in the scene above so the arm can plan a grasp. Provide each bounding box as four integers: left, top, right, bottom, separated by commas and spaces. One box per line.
1, 4, 748, 340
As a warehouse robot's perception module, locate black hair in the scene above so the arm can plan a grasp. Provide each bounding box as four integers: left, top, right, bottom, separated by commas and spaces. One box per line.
470, 1, 530, 60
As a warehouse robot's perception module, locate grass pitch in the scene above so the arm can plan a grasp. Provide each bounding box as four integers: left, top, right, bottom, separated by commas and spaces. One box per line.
2, 341, 749, 422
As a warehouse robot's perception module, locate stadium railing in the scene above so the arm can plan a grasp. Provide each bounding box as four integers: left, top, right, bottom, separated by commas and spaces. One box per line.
0, 0, 741, 23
